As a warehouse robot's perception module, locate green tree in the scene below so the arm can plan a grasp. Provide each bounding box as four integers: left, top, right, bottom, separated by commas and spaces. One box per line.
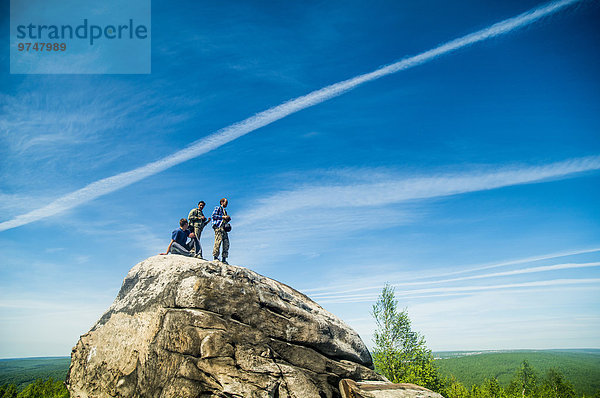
507, 360, 538, 398
0, 384, 19, 398
470, 384, 483, 397
371, 283, 443, 391
16, 378, 68, 398
480, 377, 507, 398
540, 368, 575, 398
442, 376, 470, 398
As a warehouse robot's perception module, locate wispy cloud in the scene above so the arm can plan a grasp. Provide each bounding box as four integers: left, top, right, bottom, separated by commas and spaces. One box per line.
237, 156, 600, 227
0, 192, 40, 215
401, 285, 600, 351
0, 0, 583, 232
0, 81, 192, 160
229, 157, 600, 265
302, 247, 600, 293
316, 278, 600, 303
309, 261, 600, 299
298, 248, 600, 303
233, 205, 417, 265
0, 90, 106, 156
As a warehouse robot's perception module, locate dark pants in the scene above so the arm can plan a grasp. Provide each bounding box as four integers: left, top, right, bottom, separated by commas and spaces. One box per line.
170, 237, 201, 257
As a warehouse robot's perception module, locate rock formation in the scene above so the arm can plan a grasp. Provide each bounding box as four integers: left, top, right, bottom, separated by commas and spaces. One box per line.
339, 380, 445, 398
67, 255, 385, 397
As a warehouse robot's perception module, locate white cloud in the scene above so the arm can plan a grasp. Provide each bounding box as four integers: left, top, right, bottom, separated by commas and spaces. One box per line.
308, 261, 600, 299
238, 156, 600, 227
315, 278, 600, 303
227, 159, 600, 265
300, 247, 600, 294
336, 284, 600, 351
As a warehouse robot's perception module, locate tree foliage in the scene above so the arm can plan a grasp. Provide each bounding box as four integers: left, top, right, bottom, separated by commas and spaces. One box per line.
540, 368, 576, 398
0, 378, 68, 398
441, 361, 588, 398
372, 314, 597, 398
435, 350, 600, 397
0, 383, 18, 398
446, 376, 471, 398
371, 283, 443, 391
507, 360, 537, 397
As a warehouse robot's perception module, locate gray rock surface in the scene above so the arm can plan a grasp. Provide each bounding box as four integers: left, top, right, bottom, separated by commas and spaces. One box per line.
67, 255, 384, 397
340, 380, 445, 398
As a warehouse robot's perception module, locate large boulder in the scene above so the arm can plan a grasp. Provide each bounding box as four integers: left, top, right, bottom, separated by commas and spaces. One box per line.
67, 255, 384, 397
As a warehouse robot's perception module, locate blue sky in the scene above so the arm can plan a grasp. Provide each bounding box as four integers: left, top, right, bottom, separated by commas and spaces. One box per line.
1, 0, 599, 358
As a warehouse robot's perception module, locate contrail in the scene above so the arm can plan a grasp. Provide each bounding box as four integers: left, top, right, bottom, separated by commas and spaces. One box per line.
308, 261, 600, 298
235, 155, 600, 226
0, 0, 585, 232
302, 247, 600, 293
315, 278, 600, 304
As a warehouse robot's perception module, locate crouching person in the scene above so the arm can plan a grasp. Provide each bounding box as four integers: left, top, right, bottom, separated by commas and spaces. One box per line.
160, 218, 203, 258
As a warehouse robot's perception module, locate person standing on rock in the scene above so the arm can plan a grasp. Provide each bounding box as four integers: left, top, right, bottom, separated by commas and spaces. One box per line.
211, 198, 231, 264
188, 201, 210, 258
160, 218, 203, 258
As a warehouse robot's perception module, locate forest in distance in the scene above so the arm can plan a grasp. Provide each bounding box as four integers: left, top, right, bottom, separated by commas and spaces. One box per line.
369, 285, 600, 398
1, 349, 599, 397
435, 349, 600, 397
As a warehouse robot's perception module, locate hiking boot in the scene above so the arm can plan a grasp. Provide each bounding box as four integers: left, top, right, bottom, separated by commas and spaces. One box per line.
195, 253, 204, 259
213, 257, 219, 261
221, 258, 229, 265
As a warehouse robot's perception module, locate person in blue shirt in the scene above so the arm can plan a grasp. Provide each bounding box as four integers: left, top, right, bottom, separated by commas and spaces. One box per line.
211, 197, 231, 264
160, 218, 203, 258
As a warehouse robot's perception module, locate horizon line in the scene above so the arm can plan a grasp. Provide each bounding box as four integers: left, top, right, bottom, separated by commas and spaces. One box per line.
3, 347, 600, 360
